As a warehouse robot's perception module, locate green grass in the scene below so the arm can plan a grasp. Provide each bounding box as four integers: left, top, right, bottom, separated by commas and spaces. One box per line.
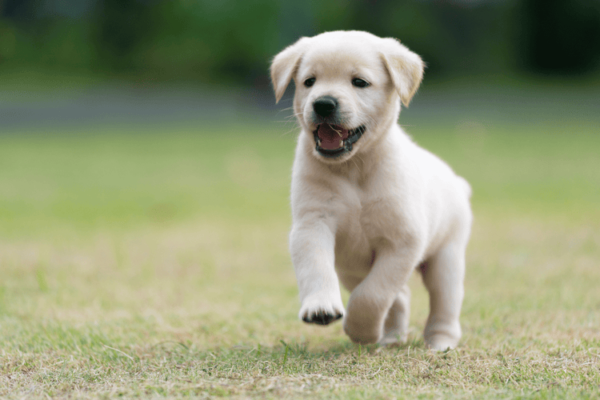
1, 113, 599, 398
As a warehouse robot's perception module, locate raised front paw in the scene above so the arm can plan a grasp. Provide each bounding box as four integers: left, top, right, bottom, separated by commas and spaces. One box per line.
299, 293, 345, 326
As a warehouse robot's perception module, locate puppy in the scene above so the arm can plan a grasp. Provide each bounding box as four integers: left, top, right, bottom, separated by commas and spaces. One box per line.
270, 31, 472, 350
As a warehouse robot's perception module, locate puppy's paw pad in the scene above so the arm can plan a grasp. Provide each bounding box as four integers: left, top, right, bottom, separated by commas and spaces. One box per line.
302, 310, 343, 325
299, 295, 345, 326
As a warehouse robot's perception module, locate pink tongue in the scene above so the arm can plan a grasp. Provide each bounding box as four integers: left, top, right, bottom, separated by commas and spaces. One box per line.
317, 124, 349, 150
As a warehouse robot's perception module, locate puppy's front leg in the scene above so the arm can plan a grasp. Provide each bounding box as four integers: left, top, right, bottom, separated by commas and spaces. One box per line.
343, 244, 420, 344
290, 217, 344, 326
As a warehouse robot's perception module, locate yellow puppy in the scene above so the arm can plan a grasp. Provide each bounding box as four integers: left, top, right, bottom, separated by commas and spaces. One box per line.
271, 31, 472, 350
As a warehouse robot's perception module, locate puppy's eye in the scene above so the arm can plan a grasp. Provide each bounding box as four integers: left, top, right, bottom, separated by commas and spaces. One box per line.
304, 77, 316, 88
352, 78, 369, 88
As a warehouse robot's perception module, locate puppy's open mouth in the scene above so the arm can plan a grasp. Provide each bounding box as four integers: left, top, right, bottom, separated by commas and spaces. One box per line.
313, 124, 366, 158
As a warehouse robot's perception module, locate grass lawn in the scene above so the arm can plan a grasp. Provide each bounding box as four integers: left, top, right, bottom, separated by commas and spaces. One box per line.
1, 109, 599, 398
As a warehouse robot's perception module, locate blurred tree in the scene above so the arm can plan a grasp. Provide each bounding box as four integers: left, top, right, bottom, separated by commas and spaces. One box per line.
92, 0, 158, 71
1, 0, 600, 82
1, 0, 38, 22
310, 0, 512, 76
91, 0, 280, 84
277, 0, 316, 49
520, 0, 600, 74
1, 0, 94, 70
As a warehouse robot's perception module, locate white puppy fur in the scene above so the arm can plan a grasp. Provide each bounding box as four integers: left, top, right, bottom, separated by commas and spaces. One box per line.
270, 31, 472, 350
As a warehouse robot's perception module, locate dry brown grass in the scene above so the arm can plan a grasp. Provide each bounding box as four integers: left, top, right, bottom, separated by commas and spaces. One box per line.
1, 122, 599, 398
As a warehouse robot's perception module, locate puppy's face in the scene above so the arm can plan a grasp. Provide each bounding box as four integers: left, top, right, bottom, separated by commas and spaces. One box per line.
271, 31, 424, 163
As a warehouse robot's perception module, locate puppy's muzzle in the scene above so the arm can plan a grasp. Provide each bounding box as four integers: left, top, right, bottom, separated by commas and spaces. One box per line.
313, 96, 338, 118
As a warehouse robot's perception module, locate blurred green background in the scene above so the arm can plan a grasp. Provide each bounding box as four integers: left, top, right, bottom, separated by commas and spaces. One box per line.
1, 0, 600, 129
1, 0, 600, 130
1, 0, 599, 232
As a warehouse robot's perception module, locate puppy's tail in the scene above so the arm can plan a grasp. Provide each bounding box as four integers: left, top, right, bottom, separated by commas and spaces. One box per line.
456, 176, 472, 199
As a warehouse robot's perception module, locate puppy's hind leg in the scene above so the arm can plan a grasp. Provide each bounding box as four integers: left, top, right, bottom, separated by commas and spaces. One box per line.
421, 242, 466, 351
379, 284, 411, 345
343, 243, 421, 344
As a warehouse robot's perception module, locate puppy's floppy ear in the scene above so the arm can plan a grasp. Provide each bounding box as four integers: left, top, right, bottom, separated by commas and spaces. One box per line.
270, 38, 309, 104
380, 39, 424, 107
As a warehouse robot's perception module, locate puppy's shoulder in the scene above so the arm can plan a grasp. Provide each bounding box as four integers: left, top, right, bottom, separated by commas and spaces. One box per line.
400, 128, 470, 199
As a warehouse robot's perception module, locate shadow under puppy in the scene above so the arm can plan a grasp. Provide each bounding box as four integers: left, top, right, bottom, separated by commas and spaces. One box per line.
270, 31, 472, 350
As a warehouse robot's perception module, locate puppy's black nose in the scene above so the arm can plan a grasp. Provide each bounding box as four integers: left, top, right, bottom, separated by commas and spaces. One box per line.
313, 96, 338, 118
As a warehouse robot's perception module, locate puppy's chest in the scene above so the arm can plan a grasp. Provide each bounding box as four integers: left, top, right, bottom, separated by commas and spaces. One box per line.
338, 181, 405, 243
334, 184, 404, 273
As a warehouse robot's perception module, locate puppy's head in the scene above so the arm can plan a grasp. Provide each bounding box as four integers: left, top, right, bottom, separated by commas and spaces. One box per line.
271, 31, 424, 163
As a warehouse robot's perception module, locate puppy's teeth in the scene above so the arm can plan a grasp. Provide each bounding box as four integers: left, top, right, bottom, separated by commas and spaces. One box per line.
339, 140, 343, 147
